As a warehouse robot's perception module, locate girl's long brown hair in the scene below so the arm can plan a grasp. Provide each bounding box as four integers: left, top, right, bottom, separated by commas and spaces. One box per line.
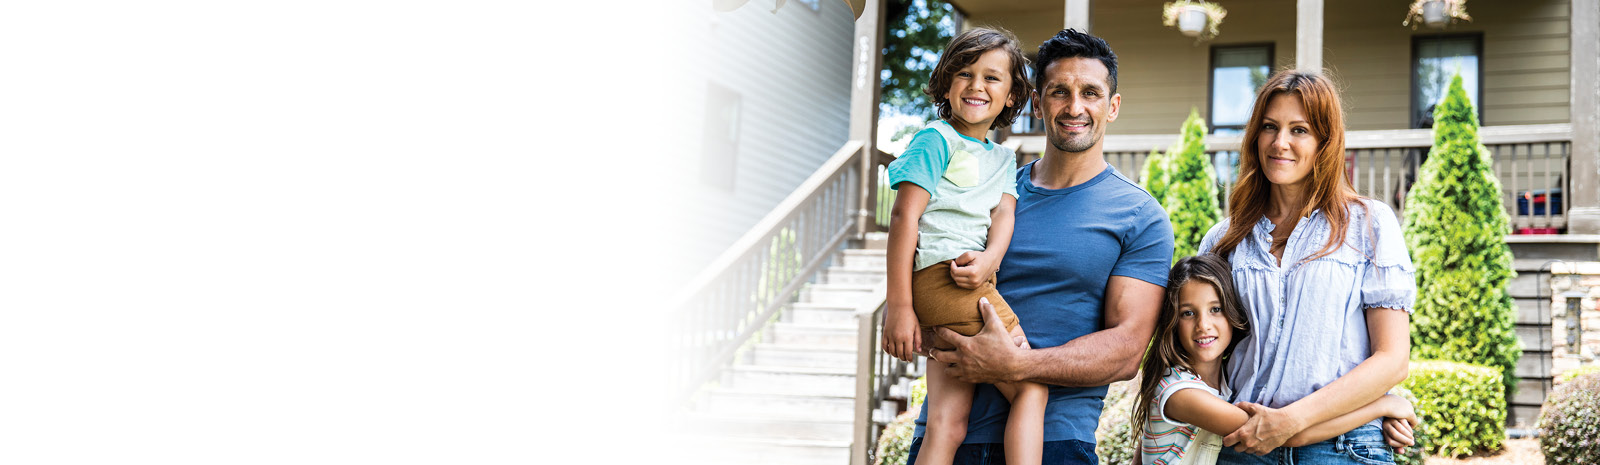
1211, 70, 1364, 262
1131, 254, 1250, 443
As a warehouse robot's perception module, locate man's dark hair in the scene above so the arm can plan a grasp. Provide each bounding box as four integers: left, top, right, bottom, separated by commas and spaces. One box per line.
1033, 28, 1118, 95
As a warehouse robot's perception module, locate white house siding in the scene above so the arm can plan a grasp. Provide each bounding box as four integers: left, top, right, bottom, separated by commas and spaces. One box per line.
677, 0, 854, 273
958, 0, 1570, 135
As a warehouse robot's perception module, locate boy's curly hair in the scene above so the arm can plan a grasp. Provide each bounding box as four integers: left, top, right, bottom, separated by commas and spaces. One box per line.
923, 27, 1033, 129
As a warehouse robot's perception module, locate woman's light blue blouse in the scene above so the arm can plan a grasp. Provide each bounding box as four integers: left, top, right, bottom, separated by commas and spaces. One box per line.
1197, 198, 1415, 411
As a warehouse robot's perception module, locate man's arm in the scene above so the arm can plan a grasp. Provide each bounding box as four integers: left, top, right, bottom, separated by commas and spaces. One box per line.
931, 275, 1161, 386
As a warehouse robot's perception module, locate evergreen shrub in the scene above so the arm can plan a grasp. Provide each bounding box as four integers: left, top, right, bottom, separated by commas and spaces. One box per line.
1402, 74, 1521, 397
1399, 360, 1505, 458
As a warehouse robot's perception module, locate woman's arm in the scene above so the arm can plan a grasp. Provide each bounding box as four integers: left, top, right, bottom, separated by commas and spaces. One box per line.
883, 184, 931, 362
949, 194, 1016, 289
1222, 308, 1411, 454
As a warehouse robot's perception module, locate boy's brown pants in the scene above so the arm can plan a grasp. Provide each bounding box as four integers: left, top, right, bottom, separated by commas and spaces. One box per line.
912, 260, 1019, 350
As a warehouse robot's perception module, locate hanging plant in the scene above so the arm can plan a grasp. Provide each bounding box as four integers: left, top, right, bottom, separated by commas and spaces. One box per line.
1403, 0, 1471, 29
1162, 0, 1227, 41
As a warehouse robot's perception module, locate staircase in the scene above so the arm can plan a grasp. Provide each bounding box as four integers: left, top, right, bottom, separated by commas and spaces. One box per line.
679, 236, 908, 464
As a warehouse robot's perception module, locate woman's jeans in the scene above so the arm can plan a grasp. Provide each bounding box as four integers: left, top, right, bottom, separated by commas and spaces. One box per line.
1217, 424, 1394, 465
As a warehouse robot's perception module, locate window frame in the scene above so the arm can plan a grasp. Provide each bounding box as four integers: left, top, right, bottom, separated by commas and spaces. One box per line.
1207, 42, 1275, 133
1410, 32, 1485, 129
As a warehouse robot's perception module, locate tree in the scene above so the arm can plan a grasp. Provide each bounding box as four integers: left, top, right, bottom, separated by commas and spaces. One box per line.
880, 0, 955, 120
1402, 74, 1521, 397
1162, 109, 1222, 261
1139, 148, 1169, 209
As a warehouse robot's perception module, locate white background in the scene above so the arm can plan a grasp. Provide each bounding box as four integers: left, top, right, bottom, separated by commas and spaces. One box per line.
0, 1, 691, 462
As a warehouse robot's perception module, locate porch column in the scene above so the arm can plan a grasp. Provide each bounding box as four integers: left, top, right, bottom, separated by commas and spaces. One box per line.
850, 0, 886, 240
1296, 0, 1323, 71
1064, 0, 1090, 33
1567, 0, 1600, 234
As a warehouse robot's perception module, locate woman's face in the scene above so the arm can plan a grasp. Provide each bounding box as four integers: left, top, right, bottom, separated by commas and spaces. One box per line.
1256, 93, 1320, 190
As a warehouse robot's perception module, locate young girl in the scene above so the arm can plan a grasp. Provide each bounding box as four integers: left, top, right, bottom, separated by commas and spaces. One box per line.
881, 27, 1046, 465
1134, 255, 1418, 465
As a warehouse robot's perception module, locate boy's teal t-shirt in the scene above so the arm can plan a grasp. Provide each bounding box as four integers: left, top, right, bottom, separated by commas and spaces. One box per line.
885, 121, 1019, 270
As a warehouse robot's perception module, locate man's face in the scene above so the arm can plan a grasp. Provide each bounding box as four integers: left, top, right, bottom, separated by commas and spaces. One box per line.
1033, 57, 1120, 154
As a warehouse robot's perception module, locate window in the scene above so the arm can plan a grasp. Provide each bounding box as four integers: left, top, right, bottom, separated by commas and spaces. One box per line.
1209, 44, 1272, 184
1209, 44, 1273, 132
1412, 34, 1482, 128
701, 82, 741, 189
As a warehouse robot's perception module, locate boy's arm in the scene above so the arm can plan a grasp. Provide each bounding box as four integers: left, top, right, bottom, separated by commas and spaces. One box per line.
1280, 394, 1416, 448
1164, 389, 1250, 436
950, 194, 1016, 289
883, 184, 931, 362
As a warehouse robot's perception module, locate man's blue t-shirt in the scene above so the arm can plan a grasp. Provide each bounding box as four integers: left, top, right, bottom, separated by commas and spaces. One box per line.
913, 160, 1174, 445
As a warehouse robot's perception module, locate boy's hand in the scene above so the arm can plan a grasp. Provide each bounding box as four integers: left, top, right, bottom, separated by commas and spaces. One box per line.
949, 251, 998, 290
882, 305, 921, 362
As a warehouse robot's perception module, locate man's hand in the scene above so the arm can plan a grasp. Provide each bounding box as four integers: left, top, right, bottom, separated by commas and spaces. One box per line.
948, 251, 998, 290
881, 305, 921, 362
928, 297, 1027, 384
1380, 394, 1419, 450
1224, 402, 1306, 455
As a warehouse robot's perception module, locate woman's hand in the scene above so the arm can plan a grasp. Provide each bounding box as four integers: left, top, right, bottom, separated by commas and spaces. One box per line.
1224, 402, 1308, 455
1380, 394, 1419, 449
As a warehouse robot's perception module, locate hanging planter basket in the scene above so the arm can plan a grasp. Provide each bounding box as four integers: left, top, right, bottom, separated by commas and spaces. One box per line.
1404, 0, 1471, 29
1163, 1, 1228, 42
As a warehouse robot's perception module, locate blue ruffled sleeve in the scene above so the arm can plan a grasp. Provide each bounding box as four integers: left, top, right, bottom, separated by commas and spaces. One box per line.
1361, 200, 1416, 312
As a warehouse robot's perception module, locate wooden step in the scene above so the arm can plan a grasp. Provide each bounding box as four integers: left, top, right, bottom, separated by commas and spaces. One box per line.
702, 388, 855, 420
749, 343, 856, 368
770, 322, 859, 347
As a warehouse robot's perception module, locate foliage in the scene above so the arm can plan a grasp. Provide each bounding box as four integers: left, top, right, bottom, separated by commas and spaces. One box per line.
1539, 370, 1600, 464
1390, 386, 1431, 465
1399, 360, 1506, 458
880, 0, 955, 120
1404, 0, 1472, 29
1139, 148, 1169, 208
1161, 0, 1227, 41
874, 377, 927, 465
1095, 378, 1139, 465
1162, 110, 1222, 261
1559, 365, 1600, 384
1402, 74, 1522, 398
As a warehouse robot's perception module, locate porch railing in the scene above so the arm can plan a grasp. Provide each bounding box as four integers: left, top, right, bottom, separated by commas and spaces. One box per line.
1012, 123, 1573, 229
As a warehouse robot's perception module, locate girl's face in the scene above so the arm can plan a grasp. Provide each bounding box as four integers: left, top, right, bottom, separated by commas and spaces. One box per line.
943, 48, 1015, 139
1256, 93, 1320, 191
1175, 279, 1233, 366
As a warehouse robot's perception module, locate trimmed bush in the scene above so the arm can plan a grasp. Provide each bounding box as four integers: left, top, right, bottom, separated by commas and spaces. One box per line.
1402, 74, 1522, 397
1399, 360, 1505, 458
1139, 147, 1168, 207
874, 377, 926, 465
1095, 379, 1139, 465
1557, 364, 1600, 384
1539, 370, 1600, 464
1162, 109, 1222, 261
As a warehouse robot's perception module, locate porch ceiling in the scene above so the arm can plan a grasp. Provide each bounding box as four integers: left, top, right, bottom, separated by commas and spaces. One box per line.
947, 0, 1057, 16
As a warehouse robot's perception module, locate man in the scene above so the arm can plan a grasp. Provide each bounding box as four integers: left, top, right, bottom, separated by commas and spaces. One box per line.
907, 29, 1174, 464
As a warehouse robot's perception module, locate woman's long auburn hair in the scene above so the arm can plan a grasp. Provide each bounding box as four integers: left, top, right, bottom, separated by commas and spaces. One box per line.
1131, 254, 1250, 441
1211, 70, 1364, 262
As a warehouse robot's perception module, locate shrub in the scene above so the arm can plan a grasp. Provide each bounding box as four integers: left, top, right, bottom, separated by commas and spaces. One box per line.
874, 377, 926, 465
1399, 360, 1505, 458
1402, 73, 1521, 398
1557, 364, 1600, 384
1095, 378, 1139, 465
1390, 386, 1431, 465
1139, 147, 1168, 207
1162, 109, 1222, 261
1539, 370, 1600, 464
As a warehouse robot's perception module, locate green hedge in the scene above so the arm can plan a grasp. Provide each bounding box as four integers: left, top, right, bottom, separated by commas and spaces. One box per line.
1539, 370, 1600, 464
1399, 360, 1505, 458
1557, 364, 1600, 384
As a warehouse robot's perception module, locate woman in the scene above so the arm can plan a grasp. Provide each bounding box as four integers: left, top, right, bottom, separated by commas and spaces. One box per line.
1197, 70, 1417, 465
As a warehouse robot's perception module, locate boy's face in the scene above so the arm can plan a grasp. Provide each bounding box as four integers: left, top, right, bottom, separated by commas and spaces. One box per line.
941, 48, 1015, 139
1033, 57, 1120, 155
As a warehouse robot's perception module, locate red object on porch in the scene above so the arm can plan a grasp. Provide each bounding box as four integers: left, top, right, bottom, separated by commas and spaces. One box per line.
1516, 227, 1560, 235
